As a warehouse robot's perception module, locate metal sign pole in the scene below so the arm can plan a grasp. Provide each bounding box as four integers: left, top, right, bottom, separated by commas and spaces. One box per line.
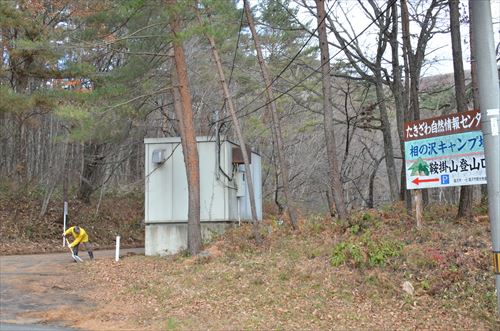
63, 201, 68, 247
470, 0, 500, 317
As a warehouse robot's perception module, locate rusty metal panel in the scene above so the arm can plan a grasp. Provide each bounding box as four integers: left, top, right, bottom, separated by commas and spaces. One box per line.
232, 146, 252, 164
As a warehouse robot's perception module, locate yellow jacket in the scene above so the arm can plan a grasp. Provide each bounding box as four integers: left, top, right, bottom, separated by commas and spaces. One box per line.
64, 226, 89, 248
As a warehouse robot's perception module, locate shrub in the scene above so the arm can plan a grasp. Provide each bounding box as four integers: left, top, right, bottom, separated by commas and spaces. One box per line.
342, 211, 381, 235
330, 242, 347, 266
330, 236, 403, 268
403, 245, 444, 271
367, 240, 403, 267
305, 214, 327, 234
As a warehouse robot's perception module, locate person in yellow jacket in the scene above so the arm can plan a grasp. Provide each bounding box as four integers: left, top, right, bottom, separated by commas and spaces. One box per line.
63, 226, 94, 260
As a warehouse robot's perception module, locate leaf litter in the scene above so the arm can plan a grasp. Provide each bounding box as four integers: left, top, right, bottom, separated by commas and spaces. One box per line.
6, 202, 500, 330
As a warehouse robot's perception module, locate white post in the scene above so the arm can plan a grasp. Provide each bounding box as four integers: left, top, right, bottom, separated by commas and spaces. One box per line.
115, 236, 121, 262
62, 201, 68, 247
237, 197, 241, 226
414, 190, 423, 228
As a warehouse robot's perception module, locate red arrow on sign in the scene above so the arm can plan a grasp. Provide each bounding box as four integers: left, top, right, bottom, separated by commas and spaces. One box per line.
412, 177, 440, 185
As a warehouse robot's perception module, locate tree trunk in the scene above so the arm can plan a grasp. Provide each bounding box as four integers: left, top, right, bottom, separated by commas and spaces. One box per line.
368, 156, 384, 209
375, 77, 399, 201
14, 119, 27, 182
449, 0, 473, 218
78, 142, 104, 203
403, 0, 446, 207
197, 7, 261, 243
389, 1, 412, 207
401, 0, 431, 210
315, 0, 347, 220
168, 0, 202, 255
243, 0, 298, 229
274, 167, 284, 214
325, 189, 336, 217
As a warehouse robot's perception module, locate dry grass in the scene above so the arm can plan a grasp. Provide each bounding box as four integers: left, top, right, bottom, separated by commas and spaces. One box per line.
2, 190, 496, 330
0, 192, 144, 255
55, 203, 499, 330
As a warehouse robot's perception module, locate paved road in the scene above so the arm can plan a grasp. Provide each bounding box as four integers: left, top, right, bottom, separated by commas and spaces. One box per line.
0, 322, 76, 331
0, 248, 144, 330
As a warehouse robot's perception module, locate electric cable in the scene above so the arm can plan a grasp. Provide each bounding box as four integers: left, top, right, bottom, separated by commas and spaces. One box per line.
232, 0, 337, 118
228, 7, 246, 87
217, 7, 245, 124
220, 0, 397, 123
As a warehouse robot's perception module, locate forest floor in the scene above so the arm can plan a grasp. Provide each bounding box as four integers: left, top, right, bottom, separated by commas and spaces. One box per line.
0, 190, 144, 255
1, 193, 498, 330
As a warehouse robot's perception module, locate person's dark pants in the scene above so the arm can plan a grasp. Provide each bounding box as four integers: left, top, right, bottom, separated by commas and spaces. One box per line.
72, 242, 94, 260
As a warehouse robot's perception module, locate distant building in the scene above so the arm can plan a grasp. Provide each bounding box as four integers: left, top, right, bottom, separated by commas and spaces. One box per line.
47, 78, 92, 92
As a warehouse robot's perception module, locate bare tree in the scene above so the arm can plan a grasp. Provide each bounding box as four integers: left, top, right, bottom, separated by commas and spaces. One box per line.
326, 0, 400, 202
401, 0, 448, 121
315, 0, 348, 219
401, 0, 448, 210
449, 0, 473, 217
387, 1, 412, 209
243, 0, 299, 228
195, 5, 262, 243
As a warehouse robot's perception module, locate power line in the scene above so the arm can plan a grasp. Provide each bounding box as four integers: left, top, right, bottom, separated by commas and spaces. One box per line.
214, 6, 245, 135
226, 0, 397, 122
271, 0, 338, 88
269, 1, 338, 90
233, 0, 337, 118
228, 8, 246, 86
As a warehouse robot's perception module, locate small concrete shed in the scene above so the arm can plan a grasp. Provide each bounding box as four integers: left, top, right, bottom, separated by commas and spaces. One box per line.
144, 136, 262, 255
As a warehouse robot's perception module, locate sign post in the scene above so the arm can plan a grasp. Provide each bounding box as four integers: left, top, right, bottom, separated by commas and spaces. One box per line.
470, 0, 500, 318
404, 109, 486, 190
404, 109, 486, 228
63, 201, 68, 247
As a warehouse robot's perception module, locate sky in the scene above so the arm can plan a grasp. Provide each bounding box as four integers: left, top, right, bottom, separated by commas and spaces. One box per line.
428, 0, 500, 75
254, 0, 500, 77
314, 0, 499, 77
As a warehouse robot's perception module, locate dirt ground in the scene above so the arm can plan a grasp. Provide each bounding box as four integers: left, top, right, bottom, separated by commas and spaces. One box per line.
1, 201, 499, 330
7, 211, 498, 330
0, 248, 143, 330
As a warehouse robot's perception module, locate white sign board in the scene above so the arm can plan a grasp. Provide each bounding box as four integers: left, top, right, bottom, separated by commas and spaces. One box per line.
404, 110, 487, 190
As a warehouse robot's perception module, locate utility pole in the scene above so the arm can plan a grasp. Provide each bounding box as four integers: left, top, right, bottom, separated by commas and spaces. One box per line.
470, 0, 500, 317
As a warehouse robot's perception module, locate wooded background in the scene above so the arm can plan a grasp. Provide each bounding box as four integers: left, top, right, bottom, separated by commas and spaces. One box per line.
0, 0, 489, 232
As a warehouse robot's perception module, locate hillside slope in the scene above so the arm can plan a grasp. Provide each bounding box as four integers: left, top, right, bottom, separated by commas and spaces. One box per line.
26, 203, 499, 330
0, 192, 144, 255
